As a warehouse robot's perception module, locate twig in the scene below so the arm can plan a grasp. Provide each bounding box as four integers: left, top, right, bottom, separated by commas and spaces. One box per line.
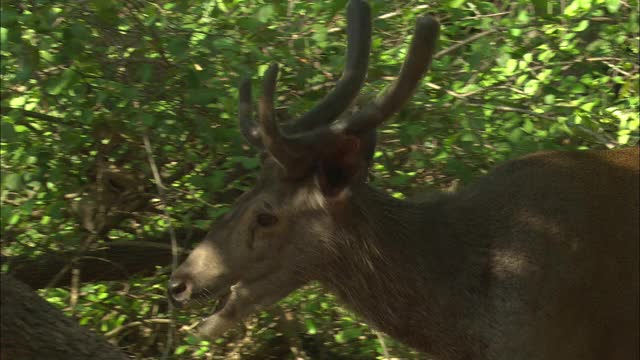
435, 29, 497, 59
276, 306, 310, 360
70, 268, 80, 317
142, 133, 179, 360
45, 234, 96, 289
325, 4, 432, 34
601, 61, 633, 77
104, 318, 173, 338
425, 82, 481, 99
162, 184, 218, 208
461, 11, 511, 20
1, 107, 65, 124
375, 330, 391, 360
376, 5, 430, 20
106, 240, 189, 252
467, 103, 556, 121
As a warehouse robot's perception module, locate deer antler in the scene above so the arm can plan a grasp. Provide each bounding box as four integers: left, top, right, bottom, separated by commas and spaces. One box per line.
238, 78, 264, 149
345, 15, 440, 133
241, 0, 372, 176
242, 1, 439, 179
258, 63, 305, 170
293, 0, 372, 131
267, 15, 439, 169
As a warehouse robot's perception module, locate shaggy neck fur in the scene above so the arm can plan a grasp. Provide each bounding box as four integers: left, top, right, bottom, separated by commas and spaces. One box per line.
318, 185, 491, 358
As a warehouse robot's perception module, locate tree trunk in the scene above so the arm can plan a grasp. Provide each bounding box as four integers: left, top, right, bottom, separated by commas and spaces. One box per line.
0, 274, 129, 360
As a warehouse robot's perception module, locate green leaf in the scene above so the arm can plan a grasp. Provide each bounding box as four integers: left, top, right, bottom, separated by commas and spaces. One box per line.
532, 0, 549, 16
9, 96, 26, 107
16, 44, 40, 81
448, 0, 465, 8
185, 88, 217, 105
8, 213, 20, 225
538, 49, 555, 62
208, 171, 225, 192
580, 101, 596, 112
0, 27, 7, 50
460, 131, 477, 142
174, 345, 189, 355
4, 173, 22, 190
508, 128, 524, 143
139, 113, 155, 126
564, 0, 580, 16
342, 327, 362, 341
258, 64, 269, 77
46, 69, 77, 95
256, 5, 274, 22
92, 0, 120, 25
606, 0, 620, 13
240, 157, 259, 170
70, 23, 91, 41
523, 119, 535, 132
524, 80, 540, 95
516, 10, 531, 24
0, 9, 18, 26
305, 318, 317, 335
572, 20, 589, 32
312, 24, 328, 45
504, 59, 518, 75
1, 122, 16, 141
544, 94, 556, 104
216, 0, 229, 13
537, 69, 553, 82
167, 37, 189, 59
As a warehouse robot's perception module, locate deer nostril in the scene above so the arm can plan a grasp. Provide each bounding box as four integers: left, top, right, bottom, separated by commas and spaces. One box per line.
168, 279, 192, 306
169, 280, 187, 296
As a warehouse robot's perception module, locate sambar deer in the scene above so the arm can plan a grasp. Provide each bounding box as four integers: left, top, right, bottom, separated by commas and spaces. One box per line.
169, 1, 639, 358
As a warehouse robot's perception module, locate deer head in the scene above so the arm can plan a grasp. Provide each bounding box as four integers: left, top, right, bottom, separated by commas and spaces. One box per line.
168, 0, 439, 339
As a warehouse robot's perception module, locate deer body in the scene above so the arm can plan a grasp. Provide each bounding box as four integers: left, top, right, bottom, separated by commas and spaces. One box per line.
317, 148, 638, 359
169, 1, 639, 358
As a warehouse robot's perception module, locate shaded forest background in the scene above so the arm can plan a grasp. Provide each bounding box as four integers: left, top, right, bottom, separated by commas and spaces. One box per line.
1, 0, 638, 359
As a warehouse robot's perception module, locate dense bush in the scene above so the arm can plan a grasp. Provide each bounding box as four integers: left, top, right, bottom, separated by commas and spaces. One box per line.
1, 0, 637, 358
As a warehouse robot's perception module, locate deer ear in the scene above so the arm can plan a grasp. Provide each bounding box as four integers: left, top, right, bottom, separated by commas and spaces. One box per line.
316, 135, 368, 197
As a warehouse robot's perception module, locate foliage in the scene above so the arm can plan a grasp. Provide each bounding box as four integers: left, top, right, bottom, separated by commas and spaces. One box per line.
1, 0, 638, 358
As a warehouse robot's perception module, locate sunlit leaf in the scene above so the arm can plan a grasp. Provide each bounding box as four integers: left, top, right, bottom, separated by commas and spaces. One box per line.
4, 173, 22, 190
606, 0, 620, 13
256, 5, 274, 22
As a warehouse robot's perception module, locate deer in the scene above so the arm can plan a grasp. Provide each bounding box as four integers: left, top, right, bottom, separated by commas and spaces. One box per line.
168, 1, 640, 359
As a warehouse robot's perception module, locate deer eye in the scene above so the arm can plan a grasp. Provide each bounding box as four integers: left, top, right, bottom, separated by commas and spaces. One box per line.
256, 213, 278, 227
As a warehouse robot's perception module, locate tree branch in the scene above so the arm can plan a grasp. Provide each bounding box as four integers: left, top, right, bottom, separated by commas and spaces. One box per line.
4, 229, 204, 290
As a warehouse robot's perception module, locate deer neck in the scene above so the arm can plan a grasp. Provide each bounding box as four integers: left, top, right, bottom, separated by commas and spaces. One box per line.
318, 184, 489, 356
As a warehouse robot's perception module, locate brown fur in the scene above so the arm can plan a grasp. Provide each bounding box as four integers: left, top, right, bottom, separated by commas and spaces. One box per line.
316, 147, 639, 359
171, 147, 639, 360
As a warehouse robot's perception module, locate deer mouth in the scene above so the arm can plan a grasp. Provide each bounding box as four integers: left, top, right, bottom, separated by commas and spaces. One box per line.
190, 270, 303, 339
194, 283, 246, 339
211, 289, 231, 314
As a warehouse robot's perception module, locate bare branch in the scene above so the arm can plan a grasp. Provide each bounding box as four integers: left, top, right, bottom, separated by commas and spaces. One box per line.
142, 133, 179, 360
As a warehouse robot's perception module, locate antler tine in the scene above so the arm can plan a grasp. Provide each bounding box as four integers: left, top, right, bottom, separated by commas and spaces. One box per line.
258, 63, 307, 171
293, 0, 372, 131
238, 78, 265, 149
343, 15, 440, 134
